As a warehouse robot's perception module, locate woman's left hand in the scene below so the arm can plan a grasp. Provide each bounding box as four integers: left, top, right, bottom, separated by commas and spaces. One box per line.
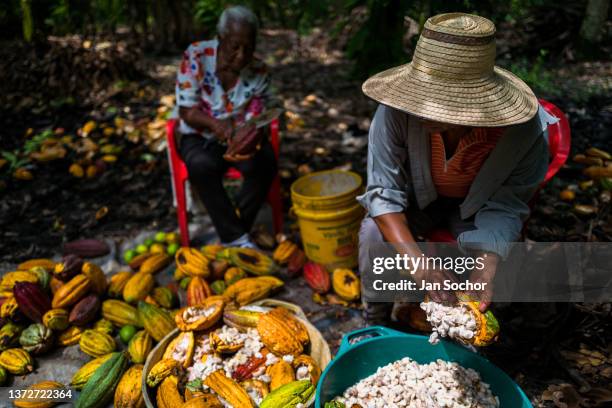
467, 252, 499, 312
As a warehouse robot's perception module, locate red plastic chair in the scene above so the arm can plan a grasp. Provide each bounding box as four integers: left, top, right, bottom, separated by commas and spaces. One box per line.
166, 118, 283, 247
426, 99, 571, 243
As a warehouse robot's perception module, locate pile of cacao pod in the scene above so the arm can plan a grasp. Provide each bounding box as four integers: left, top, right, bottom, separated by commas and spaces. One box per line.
147, 299, 319, 407
559, 146, 612, 216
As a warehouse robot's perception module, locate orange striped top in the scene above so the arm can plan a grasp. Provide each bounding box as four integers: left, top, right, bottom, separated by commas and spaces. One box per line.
430, 128, 505, 198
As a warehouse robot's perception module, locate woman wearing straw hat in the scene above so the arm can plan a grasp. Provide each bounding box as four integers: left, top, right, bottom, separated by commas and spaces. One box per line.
357, 13, 558, 323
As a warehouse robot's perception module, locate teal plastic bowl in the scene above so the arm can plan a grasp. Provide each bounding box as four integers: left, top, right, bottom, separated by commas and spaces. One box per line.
315, 326, 532, 407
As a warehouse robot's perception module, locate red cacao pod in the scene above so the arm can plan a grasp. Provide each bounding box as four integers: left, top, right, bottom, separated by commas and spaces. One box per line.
287, 249, 306, 277
13, 282, 51, 323
53, 254, 83, 282
63, 239, 110, 258
69, 294, 101, 326
186, 276, 212, 306
303, 262, 330, 294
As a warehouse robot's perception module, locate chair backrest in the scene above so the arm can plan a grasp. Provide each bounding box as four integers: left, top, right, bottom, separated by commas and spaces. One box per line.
538, 99, 571, 184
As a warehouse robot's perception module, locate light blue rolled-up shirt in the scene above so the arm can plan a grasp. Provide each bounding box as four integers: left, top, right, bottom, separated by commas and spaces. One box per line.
357, 103, 559, 258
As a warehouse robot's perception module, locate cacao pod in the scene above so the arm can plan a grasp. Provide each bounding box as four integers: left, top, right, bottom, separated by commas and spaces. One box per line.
156, 375, 184, 408
53, 254, 83, 282
127, 330, 152, 364
0, 297, 20, 320
267, 360, 295, 391
63, 238, 110, 258
79, 329, 116, 357
114, 364, 145, 408
182, 394, 223, 408
210, 330, 243, 354
241, 380, 269, 404
1, 271, 38, 292
0, 348, 34, 374
304, 262, 330, 294
138, 301, 176, 341
69, 294, 101, 326
57, 325, 83, 346
146, 358, 180, 387
71, 353, 114, 390
13, 281, 51, 322
49, 277, 64, 295
82, 262, 107, 295
257, 308, 308, 356
293, 355, 321, 384
203, 370, 253, 408
161, 331, 194, 368
19, 323, 54, 354
175, 248, 210, 278
93, 319, 114, 335
13, 380, 64, 408
17, 259, 55, 272
102, 300, 142, 327
224, 267, 246, 285
201, 244, 224, 261
456, 293, 500, 347
331, 269, 360, 301
29, 267, 51, 290
52, 274, 91, 309
273, 240, 298, 265
0, 322, 24, 351
219, 248, 278, 276
223, 276, 284, 306
76, 351, 129, 408
259, 380, 314, 408
175, 297, 224, 332
123, 272, 154, 304
210, 280, 226, 296
152, 286, 176, 309
287, 249, 306, 277
223, 309, 262, 330
128, 253, 153, 271
139, 253, 172, 275
108, 271, 132, 298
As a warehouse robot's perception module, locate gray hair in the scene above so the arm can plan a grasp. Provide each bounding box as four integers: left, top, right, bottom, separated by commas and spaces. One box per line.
217, 6, 259, 37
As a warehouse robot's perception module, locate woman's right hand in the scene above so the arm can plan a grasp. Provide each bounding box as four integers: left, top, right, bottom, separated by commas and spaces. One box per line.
212, 119, 233, 142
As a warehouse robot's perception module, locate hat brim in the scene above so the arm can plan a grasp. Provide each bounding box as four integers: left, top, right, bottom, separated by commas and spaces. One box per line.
362, 63, 538, 127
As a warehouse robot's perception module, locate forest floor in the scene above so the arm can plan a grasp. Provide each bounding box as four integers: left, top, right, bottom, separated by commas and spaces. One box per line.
0, 27, 611, 406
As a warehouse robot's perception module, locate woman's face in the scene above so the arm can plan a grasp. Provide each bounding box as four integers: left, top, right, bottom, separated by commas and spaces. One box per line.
218, 22, 256, 74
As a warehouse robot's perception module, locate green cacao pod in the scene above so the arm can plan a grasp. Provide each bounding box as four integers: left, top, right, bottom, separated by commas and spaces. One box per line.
127, 330, 152, 364
19, 323, 54, 355
137, 301, 176, 342
70, 353, 114, 390
76, 351, 129, 408
42, 308, 70, 331
151, 287, 176, 309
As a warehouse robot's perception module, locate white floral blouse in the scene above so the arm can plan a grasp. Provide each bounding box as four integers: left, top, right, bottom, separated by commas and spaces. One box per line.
175, 38, 271, 137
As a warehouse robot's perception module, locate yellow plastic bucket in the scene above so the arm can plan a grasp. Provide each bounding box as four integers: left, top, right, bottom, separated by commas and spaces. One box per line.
291, 170, 364, 269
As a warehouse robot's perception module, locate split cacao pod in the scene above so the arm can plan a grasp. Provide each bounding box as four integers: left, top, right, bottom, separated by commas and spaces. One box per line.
127, 330, 152, 364
13, 281, 51, 322
0, 348, 34, 374
175, 248, 210, 278
102, 300, 142, 327
82, 262, 107, 295
267, 360, 295, 391
71, 353, 114, 390
52, 274, 91, 309
63, 238, 110, 258
13, 380, 64, 408
331, 268, 360, 301
257, 308, 308, 356
293, 354, 321, 384
69, 294, 101, 326
146, 358, 180, 387
456, 293, 500, 347
161, 331, 194, 368
203, 370, 254, 408
76, 351, 129, 408
114, 364, 145, 408
139, 253, 172, 275
19, 323, 54, 355
304, 262, 330, 294
138, 301, 176, 341
175, 296, 224, 331
53, 254, 83, 282
108, 271, 132, 298
186, 277, 212, 306
156, 375, 184, 408
123, 272, 154, 304
79, 329, 116, 357
220, 248, 278, 276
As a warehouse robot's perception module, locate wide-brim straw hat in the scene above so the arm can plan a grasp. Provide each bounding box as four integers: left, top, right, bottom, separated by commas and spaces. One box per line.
362, 13, 538, 127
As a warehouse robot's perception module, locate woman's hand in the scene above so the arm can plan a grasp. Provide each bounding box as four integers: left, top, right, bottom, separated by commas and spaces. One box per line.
223, 124, 260, 162
413, 267, 458, 304
466, 252, 498, 312
212, 119, 234, 142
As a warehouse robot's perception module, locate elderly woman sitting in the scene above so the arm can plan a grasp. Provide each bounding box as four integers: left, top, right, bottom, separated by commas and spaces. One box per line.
357, 13, 558, 322
175, 6, 276, 248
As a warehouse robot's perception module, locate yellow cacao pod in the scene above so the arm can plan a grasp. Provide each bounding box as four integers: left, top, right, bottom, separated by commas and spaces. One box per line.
123, 272, 154, 304
82, 262, 107, 295
331, 268, 360, 301
51, 274, 91, 309
114, 364, 145, 408
57, 325, 83, 346
223, 267, 246, 285
127, 330, 152, 364
0, 348, 34, 374
17, 259, 56, 272
0, 270, 38, 292
0, 297, 19, 319
42, 308, 70, 331
272, 241, 298, 265
79, 329, 116, 357
101, 299, 142, 327
49, 277, 64, 295
257, 308, 308, 356
162, 331, 194, 368
146, 358, 180, 388
70, 353, 114, 389
93, 318, 114, 335
293, 354, 321, 384
267, 360, 295, 391
156, 375, 184, 408
175, 297, 224, 332
13, 380, 64, 408
223, 276, 284, 306
203, 370, 254, 408
108, 271, 133, 298
139, 253, 172, 275
181, 394, 224, 407
201, 244, 224, 261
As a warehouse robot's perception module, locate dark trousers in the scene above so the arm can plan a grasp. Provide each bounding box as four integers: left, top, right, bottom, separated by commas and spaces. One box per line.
179, 133, 277, 243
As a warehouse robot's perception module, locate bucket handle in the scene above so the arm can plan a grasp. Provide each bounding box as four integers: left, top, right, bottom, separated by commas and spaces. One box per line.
338, 326, 404, 355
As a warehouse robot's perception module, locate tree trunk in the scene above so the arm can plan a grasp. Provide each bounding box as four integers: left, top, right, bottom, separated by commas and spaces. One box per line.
579, 0, 610, 55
